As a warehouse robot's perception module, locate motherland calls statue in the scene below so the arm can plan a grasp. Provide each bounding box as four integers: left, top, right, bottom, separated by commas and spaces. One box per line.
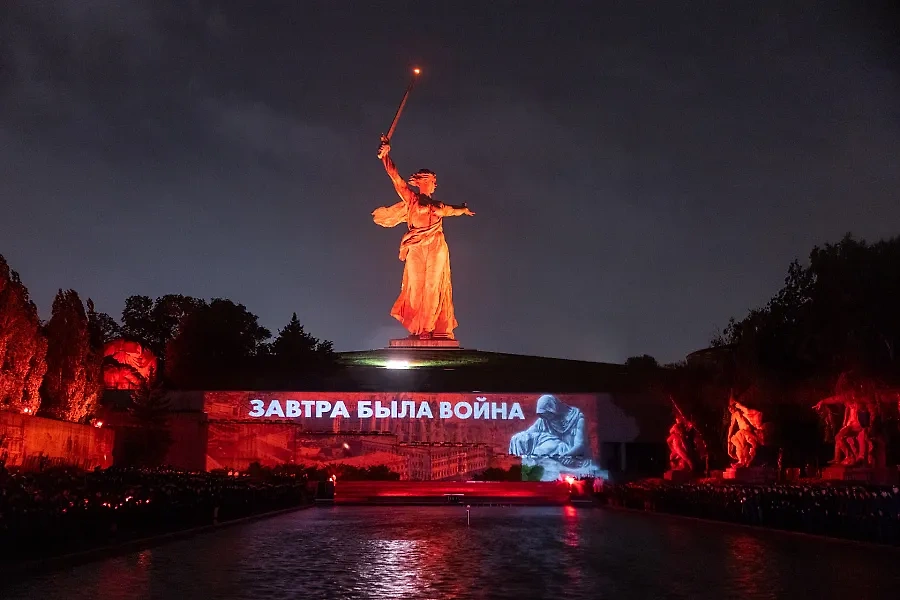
373, 137, 474, 340
726, 399, 765, 468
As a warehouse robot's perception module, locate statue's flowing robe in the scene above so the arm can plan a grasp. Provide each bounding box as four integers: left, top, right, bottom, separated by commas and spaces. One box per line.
373, 157, 460, 338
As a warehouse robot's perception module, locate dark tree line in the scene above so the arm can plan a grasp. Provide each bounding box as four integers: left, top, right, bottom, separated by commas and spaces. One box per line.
713, 233, 900, 385
121, 296, 337, 390
648, 234, 900, 471
1, 253, 337, 425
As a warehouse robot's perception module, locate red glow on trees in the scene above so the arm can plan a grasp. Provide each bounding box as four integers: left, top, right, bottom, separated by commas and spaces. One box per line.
0, 254, 47, 415
40, 289, 101, 423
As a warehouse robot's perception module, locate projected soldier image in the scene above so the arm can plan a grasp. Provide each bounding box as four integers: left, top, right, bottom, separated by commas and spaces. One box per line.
509, 394, 600, 481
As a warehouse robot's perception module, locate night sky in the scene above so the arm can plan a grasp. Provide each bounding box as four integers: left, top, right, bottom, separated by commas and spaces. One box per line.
2, 1, 898, 363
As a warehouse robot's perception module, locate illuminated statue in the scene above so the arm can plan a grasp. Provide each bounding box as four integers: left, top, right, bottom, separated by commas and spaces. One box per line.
101, 339, 157, 390
373, 137, 474, 340
509, 395, 592, 469
726, 399, 764, 468
814, 391, 883, 467
667, 413, 697, 471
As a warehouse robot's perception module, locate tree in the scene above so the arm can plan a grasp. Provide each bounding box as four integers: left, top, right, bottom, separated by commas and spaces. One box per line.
121, 294, 206, 359
86, 298, 121, 351
268, 313, 337, 385
625, 354, 660, 370
0, 255, 47, 414
120, 295, 154, 345
165, 298, 271, 389
714, 234, 900, 384
118, 376, 172, 467
40, 289, 102, 422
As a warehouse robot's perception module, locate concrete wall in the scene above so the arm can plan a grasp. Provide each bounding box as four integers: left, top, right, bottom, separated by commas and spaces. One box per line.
165, 412, 209, 472
0, 411, 114, 470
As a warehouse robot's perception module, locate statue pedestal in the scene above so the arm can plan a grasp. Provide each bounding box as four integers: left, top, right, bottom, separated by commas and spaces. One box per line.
820, 465, 898, 485
663, 469, 694, 483
388, 338, 460, 349
722, 466, 776, 484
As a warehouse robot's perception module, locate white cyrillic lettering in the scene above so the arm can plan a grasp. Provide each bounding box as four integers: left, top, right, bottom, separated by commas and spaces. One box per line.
330, 401, 350, 418
390, 400, 398, 418
416, 402, 434, 418
491, 402, 507, 420
315, 400, 332, 418
509, 403, 525, 420
375, 401, 391, 418
265, 400, 285, 418
454, 402, 472, 419
398, 401, 415, 418
473, 401, 489, 419
439, 402, 452, 418
358, 401, 373, 418
285, 400, 301, 418
248, 399, 265, 417
301, 400, 315, 417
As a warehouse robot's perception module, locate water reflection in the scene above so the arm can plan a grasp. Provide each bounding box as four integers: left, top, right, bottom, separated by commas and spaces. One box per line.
724, 533, 769, 599
366, 539, 421, 599
3, 507, 900, 600
561, 505, 583, 588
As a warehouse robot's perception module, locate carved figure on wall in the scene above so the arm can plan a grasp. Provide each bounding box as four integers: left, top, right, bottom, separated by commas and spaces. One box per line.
373, 137, 474, 340
726, 399, 764, 468
102, 339, 157, 390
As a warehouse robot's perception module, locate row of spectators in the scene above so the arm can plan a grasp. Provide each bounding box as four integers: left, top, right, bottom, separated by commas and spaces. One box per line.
602, 480, 900, 545
0, 465, 313, 563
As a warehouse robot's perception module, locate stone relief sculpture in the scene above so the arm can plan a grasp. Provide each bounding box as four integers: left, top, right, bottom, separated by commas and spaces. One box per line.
101, 339, 157, 390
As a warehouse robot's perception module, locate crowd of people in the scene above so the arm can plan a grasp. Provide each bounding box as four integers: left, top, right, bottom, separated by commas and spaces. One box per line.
602, 480, 900, 545
0, 465, 313, 563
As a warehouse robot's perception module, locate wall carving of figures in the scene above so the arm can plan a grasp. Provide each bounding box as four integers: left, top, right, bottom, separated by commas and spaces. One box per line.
102, 339, 158, 390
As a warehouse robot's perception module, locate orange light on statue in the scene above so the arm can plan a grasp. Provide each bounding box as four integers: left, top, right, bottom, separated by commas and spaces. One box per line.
413, 67, 421, 75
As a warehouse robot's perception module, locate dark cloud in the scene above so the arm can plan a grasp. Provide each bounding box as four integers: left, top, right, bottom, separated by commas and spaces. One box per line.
2, 1, 899, 363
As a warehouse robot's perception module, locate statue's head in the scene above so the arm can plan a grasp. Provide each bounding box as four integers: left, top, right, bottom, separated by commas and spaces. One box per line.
536, 394, 565, 419
409, 169, 437, 196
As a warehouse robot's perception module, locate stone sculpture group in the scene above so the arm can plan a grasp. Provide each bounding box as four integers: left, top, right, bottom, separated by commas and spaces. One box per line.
665, 373, 898, 484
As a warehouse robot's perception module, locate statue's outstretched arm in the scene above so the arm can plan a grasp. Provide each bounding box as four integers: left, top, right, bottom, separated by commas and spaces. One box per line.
436, 203, 475, 217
